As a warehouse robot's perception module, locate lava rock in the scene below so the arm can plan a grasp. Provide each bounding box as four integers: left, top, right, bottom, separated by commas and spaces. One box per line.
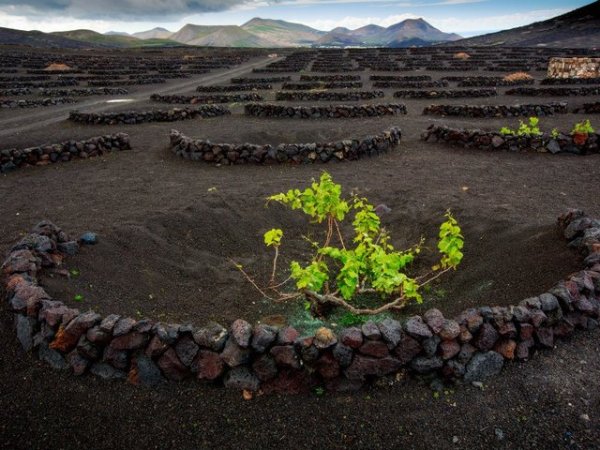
424, 308, 445, 333
473, 323, 499, 350
39, 342, 68, 370
193, 322, 228, 351
133, 353, 165, 386
251, 324, 277, 352
378, 318, 402, 348
404, 316, 433, 339
393, 334, 422, 364
410, 356, 444, 374
220, 338, 251, 368
464, 351, 504, 381
157, 348, 189, 381
270, 345, 301, 369
252, 354, 278, 381
339, 327, 363, 349
175, 335, 199, 367
224, 367, 260, 391
231, 319, 253, 348
345, 355, 402, 380
361, 321, 382, 340
195, 350, 224, 380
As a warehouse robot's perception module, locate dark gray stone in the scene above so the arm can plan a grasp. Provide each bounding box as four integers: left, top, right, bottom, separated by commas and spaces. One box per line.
424, 308, 445, 333
251, 324, 277, 352
404, 316, 433, 339
377, 318, 402, 348
464, 351, 504, 381
90, 362, 127, 380
134, 353, 165, 386
220, 338, 251, 367
224, 367, 260, 391
175, 336, 199, 367
15, 314, 35, 351
193, 322, 228, 351
39, 342, 68, 370
332, 343, 353, 368
539, 293, 559, 312
361, 321, 381, 340
410, 356, 444, 374
252, 354, 278, 381
422, 335, 441, 357
112, 317, 136, 337
99, 314, 120, 333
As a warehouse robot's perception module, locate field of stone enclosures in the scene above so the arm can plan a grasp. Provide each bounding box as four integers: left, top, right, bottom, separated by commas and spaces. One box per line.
1, 44, 600, 449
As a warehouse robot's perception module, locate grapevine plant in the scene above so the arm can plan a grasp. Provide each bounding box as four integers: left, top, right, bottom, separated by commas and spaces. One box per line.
237, 172, 464, 316
499, 117, 542, 137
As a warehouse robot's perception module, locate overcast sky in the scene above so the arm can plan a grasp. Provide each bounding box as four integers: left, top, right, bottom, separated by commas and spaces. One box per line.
0, 0, 591, 36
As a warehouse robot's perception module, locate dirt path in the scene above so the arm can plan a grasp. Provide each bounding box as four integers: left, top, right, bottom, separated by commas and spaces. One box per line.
0, 55, 280, 137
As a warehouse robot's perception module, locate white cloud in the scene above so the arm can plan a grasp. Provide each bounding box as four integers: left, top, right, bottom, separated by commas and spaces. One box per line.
0, 10, 180, 33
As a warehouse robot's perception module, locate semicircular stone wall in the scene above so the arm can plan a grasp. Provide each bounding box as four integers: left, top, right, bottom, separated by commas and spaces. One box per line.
168, 128, 402, 165
2, 211, 599, 394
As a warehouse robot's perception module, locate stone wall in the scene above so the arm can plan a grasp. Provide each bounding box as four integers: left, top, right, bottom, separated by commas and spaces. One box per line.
196, 84, 272, 93
68, 105, 230, 125
393, 89, 497, 99
0, 97, 77, 108
169, 127, 401, 165
150, 93, 263, 104
574, 102, 600, 114
373, 80, 448, 89
0, 79, 78, 89
505, 87, 600, 97
39, 88, 129, 97
88, 79, 165, 87
371, 75, 431, 82
244, 103, 407, 119
0, 88, 31, 96
421, 125, 599, 155
2, 210, 599, 393
548, 57, 600, 79
0, 133, 131, 173
457, 78, 535, 87
423, 102, 568, 118
300, 75, 361, 82
282, 82, 363, 90
275, 91, 384, 102
541, 77, 600, 85
230, 77, 290, 84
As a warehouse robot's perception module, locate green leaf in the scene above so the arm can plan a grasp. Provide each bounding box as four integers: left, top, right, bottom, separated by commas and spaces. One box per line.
264, 228, 283, 247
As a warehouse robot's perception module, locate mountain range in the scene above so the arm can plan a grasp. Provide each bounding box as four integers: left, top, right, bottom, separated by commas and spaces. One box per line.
98, 17, 461, 48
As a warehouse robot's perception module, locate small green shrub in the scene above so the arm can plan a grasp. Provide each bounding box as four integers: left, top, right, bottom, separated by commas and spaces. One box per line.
571, 119, 595, 135
499, 117, 542, 137
238, 172, 464, 316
